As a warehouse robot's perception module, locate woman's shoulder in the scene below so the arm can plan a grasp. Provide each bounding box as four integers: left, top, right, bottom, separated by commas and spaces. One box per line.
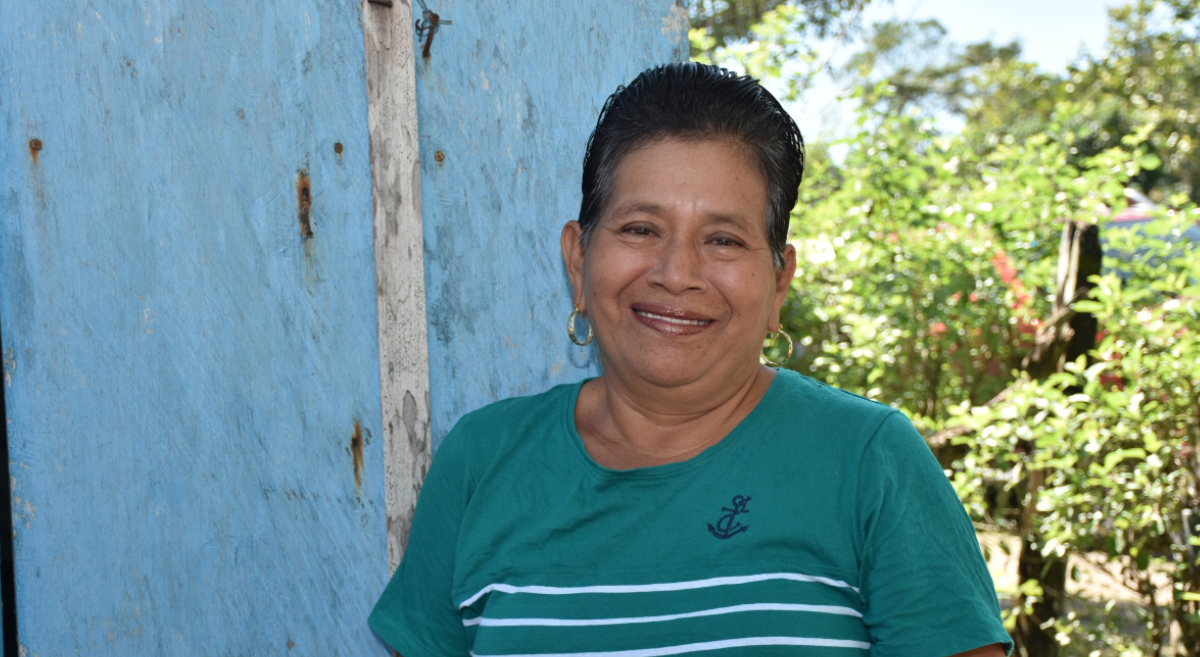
772, 369, 903, 436
453, 380, 579, 431
437, 379, 582, 462
772, 372, 935, 474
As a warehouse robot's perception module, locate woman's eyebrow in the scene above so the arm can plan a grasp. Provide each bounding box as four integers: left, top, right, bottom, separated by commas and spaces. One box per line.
610, 201, 752, 229
704, 211, 752, 230
610, 200, 664, 217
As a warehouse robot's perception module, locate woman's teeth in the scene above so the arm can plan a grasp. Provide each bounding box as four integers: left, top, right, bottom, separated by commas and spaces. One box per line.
635, 310, 711, 326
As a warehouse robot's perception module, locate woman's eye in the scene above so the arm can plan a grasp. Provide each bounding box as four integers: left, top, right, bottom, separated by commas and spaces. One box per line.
711, 236, 745, 247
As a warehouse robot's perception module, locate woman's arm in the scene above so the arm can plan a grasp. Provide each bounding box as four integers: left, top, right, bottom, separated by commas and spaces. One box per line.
855, 413, 1014, 656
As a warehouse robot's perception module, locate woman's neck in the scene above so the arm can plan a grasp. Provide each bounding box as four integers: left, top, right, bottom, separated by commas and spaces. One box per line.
575, 364, 776, 470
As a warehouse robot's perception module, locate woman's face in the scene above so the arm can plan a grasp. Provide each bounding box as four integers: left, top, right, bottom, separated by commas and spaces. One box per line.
562, 137, 796, 389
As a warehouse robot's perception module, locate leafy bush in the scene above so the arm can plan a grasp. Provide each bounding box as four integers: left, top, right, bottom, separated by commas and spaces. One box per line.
780, 65, 1200, 657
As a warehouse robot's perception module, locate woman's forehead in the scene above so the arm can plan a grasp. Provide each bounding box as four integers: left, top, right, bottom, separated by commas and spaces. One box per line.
603, 138, 768, 227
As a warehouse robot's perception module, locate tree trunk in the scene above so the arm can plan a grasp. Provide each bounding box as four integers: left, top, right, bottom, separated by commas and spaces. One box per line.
1014, 530, 1069, 657
1175, 508, 1200, 656
1013, 221, 1102, 657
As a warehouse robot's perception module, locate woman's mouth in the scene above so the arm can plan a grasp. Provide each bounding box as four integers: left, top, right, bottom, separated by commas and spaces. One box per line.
633, 310, 711, 326
630, 305, 715, 335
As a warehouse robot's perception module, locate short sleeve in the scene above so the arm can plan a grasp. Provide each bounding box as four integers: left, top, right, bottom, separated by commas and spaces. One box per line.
856, 412, 1013, 657
369, 426, 472, 657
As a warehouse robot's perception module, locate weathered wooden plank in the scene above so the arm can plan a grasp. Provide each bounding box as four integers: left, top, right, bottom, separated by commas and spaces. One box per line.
415, 0, 689, 447
361, 0, 433, 573
0, 3, 388, 655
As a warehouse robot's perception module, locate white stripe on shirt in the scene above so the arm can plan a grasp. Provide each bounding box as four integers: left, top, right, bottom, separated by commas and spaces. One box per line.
469, 636, 872, 657
458, 572, 860, 609
462, 602, 862, 627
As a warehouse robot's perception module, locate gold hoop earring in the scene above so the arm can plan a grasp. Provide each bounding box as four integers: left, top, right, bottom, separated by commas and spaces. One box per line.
761, 329, 793, 366
568, 307, 594, 347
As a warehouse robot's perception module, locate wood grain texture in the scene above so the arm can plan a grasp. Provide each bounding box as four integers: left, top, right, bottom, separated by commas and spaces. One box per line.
362, 0, 433, 573
0, 2, 388, 654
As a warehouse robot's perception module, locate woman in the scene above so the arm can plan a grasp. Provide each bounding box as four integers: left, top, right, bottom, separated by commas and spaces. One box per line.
369, 63, 1012, 657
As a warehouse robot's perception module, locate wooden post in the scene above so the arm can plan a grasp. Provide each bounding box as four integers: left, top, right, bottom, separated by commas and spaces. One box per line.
1013, 220, 1102, 657
362, 0, 434, 573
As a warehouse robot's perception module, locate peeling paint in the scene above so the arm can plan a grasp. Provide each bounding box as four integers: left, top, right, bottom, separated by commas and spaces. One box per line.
350, 419, 364, 491
4, 348, 14, 387
296, 168, 313, 239
661, 2, 688, 39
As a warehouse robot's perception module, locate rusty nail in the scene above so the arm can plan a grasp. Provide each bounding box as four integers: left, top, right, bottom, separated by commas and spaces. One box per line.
29, 139, 42, 152
334, 142, 343, 155
434, 151, 444, 162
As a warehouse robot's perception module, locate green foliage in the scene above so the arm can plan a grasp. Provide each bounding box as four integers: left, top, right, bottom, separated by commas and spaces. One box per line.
692, 4, 843, 100
786, 107, 1200, 652
842, 18, 1025, 118
692, 4, 820, 100
945, 223, 1200, 653
689, 0, 877, 58
836, 2, 1200, 204
784, 108, 1023, 428
782, 89, 1155, 427
1066, 1, 1200, 203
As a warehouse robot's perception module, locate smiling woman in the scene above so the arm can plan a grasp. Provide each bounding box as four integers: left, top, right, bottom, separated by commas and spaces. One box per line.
368, 63, 1014, 657
563, 137, 791, 468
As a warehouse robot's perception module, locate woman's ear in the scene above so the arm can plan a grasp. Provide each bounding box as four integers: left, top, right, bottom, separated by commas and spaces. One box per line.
561, 220, 587, 312
770, 243, 797, 331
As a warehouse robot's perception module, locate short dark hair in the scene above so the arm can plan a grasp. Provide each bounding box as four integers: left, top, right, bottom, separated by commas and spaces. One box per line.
577, 62, 805, 269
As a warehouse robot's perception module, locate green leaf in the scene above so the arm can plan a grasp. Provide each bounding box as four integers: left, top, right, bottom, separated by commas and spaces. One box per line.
1071, 300, 1105, 314
1100, 448, 1146, 474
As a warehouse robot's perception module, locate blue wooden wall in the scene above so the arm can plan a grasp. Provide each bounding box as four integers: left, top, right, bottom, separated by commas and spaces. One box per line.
0, 3, 385, 655
0, 0, 685, 655
417, 1, 688, 447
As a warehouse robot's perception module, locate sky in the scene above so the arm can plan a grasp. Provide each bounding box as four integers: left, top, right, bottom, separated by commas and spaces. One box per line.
791, 0, 1116, 140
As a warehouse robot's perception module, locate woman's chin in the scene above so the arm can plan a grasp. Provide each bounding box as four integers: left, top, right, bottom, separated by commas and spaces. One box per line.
611, 353, 750, 390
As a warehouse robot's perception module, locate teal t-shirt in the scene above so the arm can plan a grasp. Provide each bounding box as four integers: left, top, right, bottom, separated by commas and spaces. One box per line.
369, 369, 1013, 657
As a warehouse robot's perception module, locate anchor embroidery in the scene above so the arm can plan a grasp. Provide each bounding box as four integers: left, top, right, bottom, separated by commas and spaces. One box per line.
707, 494, 751, 539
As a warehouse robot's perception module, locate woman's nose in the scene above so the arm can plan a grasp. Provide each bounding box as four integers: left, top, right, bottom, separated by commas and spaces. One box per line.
647, 234, 707, 294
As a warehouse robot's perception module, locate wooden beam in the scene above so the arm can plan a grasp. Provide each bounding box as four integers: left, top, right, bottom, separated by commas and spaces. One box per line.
362, 0, 433, 573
